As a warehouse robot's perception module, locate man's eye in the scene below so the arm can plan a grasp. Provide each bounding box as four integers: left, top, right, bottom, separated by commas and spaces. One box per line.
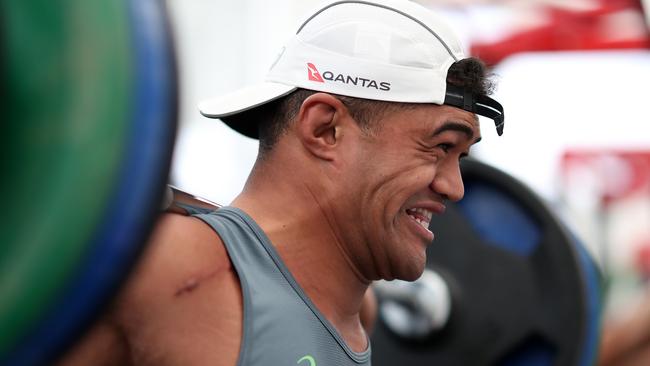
437, 143, 453, 153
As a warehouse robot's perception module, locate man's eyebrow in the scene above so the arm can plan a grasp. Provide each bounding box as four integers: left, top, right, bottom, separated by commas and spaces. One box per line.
432, 121, 480, 143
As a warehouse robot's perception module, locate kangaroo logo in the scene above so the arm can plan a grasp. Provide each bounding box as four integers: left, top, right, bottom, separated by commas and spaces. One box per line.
297, 354, 316, 366
307, 63, 325, 83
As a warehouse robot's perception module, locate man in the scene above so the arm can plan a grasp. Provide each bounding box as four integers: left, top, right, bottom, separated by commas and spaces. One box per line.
60, 0, 503, 364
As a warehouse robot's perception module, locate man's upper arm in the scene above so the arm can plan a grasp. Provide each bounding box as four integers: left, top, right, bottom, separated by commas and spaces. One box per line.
57, 213, 232, 365
55, 317, 129, 366
112, 213, 231, 323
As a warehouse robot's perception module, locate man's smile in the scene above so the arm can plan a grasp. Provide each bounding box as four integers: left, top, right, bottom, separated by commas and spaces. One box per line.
406, 207, 433, 230
404, 204, 445, 243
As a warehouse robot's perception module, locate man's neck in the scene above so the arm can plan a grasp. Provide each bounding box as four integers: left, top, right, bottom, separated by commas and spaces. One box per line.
231, 168, 370, 351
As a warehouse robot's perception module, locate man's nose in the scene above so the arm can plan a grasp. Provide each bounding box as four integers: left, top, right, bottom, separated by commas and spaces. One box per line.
430, 163, 465, 202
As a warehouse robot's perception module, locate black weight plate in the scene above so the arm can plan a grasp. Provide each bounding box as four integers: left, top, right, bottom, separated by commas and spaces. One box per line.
372, 159, 600, 366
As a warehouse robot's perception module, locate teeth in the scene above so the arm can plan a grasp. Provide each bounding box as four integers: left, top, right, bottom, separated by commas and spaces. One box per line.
413, 207, 432, 220
415, 218, 429, 229
406, 208, 433, 230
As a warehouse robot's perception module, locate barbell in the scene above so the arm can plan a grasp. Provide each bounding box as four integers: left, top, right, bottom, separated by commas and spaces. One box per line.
1, 2, 603, 365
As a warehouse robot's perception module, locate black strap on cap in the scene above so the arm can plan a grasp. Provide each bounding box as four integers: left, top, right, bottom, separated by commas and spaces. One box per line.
444, 84, 505, 136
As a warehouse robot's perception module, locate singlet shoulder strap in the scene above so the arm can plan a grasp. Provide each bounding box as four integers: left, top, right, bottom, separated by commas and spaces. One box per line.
192, 207, 275, 366
193, 207, 371, 365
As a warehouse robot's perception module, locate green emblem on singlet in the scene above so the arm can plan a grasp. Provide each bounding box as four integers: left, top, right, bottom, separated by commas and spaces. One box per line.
297, 354, 316, 366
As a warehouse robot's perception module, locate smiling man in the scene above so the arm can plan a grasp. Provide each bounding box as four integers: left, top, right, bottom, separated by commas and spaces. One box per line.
59, 0, 503, 365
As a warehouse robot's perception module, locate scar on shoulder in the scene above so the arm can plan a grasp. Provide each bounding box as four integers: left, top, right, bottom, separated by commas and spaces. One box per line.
174, 268, 221, 297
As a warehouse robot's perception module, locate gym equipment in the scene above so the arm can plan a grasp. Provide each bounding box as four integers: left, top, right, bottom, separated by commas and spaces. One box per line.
164, 185, 222, 215
371, 159, 603, 366
0, 1, 177, 365
1, 0, 130, 358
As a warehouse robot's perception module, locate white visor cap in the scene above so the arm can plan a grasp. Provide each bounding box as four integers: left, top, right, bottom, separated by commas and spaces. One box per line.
199, 0, 467, 138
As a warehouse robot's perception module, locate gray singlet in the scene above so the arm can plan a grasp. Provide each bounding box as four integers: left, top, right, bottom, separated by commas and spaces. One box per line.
194, 207, 371, 366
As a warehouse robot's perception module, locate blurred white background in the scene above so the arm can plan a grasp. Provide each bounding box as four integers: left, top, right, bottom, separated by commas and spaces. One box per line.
165, 0, 650, 318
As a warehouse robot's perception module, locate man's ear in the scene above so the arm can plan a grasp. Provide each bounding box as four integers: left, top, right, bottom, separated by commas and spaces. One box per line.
295, 93, 351, 160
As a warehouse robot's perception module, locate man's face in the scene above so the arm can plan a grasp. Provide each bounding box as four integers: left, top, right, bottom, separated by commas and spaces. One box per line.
338, 104, 481, 281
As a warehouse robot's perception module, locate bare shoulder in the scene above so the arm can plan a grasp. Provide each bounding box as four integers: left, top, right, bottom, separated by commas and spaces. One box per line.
60, 213, 242, 365
128, 213, 230, 288
114, 213, 233, 310
113, 212, 243, 364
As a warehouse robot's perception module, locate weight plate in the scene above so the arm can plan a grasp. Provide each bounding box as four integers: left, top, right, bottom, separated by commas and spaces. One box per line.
1, 1, 178, 365
572, 231, 603, 366
371, 159, 603, 366
0, 1, 131, 358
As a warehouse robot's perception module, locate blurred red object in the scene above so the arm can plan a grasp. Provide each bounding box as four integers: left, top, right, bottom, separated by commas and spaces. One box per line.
561, 150, 650, 206
636, 241, 650, 279
471, 0, 650, 66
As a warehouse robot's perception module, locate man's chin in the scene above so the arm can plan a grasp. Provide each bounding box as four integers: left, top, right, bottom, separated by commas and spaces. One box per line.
397, 267, 426, 282
385, 259, 427, 282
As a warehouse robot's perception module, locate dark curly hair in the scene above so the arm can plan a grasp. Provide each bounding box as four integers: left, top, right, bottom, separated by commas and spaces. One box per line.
253, 57, 493, 156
